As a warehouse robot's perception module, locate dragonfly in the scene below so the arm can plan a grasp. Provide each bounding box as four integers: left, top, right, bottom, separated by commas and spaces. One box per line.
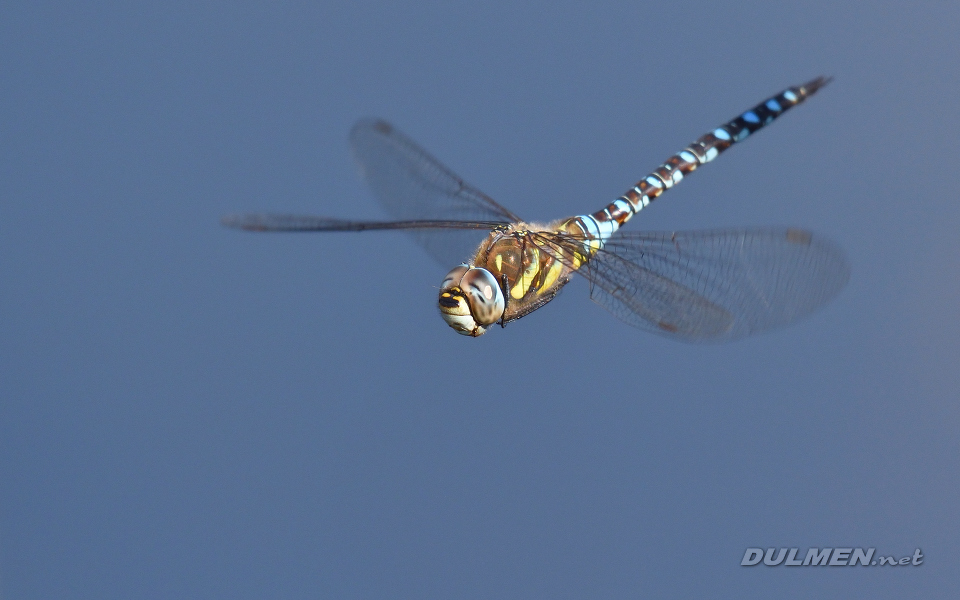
223, 77, 849, 341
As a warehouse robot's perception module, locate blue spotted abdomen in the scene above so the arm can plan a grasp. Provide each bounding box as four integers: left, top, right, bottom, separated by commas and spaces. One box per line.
586, 77, 832, 234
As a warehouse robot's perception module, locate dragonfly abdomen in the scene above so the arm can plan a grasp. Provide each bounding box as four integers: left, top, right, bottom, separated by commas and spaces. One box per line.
592, 76, 832, 230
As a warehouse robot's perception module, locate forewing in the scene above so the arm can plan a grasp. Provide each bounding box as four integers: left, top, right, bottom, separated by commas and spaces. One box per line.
350, 119, 518, 264
221, 214, 504, 233
534, 228, 849, 341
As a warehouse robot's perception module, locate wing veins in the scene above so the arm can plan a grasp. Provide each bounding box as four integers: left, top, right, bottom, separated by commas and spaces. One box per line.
221, 214, 506, 233
531, 227, 848, 341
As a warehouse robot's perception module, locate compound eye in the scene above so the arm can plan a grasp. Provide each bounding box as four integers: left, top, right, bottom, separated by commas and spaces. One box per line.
440, 264, 470, 291
460, 268, 505, 326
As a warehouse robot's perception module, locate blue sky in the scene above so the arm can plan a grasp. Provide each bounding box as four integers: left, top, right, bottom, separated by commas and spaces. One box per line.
2, 1, 958, 597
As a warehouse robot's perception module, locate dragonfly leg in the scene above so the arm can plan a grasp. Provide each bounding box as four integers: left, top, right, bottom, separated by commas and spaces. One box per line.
499, 273, 510, 328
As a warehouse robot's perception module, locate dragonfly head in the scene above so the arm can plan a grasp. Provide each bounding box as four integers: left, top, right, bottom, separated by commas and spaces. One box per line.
438, 265, 505, 337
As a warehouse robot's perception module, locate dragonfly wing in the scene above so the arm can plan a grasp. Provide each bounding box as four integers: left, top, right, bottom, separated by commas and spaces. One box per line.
535, 228, 849, 341
350, 119, 517, 265
221, 214, 504, 233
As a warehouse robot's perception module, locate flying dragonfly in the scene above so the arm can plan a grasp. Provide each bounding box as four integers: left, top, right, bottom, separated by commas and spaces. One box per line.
223, 77, 848, 340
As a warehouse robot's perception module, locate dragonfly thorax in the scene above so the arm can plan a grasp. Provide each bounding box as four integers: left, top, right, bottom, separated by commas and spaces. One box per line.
473, 227, 575, 324
482, 234, 540, 290
438, 265, 505, 337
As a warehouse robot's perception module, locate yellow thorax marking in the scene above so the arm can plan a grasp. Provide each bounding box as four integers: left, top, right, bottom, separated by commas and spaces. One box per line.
510, 245, 540, 300
539, 258, 564, 294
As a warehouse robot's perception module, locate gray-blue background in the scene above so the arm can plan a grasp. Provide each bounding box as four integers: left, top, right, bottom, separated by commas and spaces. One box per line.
2, 1, 958, 597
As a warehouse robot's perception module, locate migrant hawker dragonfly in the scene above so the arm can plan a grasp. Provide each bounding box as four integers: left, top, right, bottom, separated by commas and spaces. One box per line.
223, 77, 848, 341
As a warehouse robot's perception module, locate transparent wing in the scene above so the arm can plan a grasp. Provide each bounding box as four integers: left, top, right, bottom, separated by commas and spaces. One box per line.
533, 228, 849, 342
350, 119, 518, 264
221, 214, 504, 233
